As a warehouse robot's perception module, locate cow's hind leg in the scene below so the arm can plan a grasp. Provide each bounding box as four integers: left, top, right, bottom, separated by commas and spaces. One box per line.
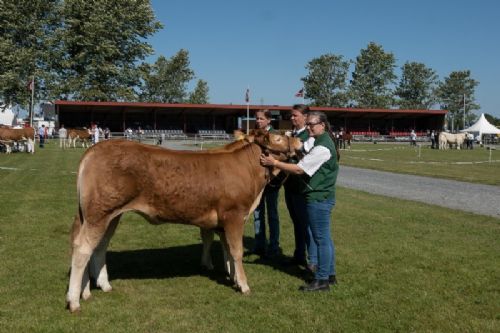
223, 217, 250, 294
67, 222, 106, 313
218, 231, 233, 278
200, 228, 215, 270
90, 215, 121, 292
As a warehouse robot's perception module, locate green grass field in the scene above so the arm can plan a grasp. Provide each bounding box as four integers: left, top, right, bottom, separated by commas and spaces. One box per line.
339, 142, 500, 185
0, 141, 499, 332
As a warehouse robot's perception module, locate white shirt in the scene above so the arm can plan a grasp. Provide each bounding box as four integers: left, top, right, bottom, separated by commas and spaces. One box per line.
297, 137, 332, 177
59, 128, 67, 138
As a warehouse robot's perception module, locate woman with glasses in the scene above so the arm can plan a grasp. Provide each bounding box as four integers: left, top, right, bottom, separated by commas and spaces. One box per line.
260, 111, 339, 291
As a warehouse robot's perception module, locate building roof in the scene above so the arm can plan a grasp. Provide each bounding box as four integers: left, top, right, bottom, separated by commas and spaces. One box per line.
54, 100, 447, 118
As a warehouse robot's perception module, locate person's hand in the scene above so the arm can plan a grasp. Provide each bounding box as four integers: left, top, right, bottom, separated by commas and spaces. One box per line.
260, 154, 276, 166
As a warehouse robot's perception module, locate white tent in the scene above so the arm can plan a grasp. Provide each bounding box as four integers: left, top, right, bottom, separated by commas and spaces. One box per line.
461, 113, 500, 136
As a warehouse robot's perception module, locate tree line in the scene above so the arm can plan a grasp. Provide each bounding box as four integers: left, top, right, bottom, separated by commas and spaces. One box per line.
301, 42, 481, 130
0, 0, 492, 129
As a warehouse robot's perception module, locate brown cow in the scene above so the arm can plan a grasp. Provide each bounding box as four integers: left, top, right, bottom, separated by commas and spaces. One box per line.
67, 128, 92, 148
66, 131, 302, 313
0, 127, 35, 154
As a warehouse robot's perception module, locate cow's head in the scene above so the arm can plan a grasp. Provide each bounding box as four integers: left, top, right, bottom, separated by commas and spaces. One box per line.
250, 129, 302, 160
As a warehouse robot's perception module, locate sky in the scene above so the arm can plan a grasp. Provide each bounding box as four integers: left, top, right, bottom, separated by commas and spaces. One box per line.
148, 0, 499, 117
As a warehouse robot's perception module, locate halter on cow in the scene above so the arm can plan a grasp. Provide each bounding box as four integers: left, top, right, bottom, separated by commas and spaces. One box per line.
66, 130, 302, 313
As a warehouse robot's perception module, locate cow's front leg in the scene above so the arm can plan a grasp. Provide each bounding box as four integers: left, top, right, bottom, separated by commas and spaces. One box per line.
224, 219, 250, 294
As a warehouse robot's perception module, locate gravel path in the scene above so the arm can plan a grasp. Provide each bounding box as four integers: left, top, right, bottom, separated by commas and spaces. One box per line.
161, 140, 500, 219
338, 166, 500, 218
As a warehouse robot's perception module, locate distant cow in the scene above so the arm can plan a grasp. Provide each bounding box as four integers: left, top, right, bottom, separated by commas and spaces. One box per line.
66, 130, 302, 313
67, 128, 92, 148
0, 127, 35, 153
439, 132, 467, 150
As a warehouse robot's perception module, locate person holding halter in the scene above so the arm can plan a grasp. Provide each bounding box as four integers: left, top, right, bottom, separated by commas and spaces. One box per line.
260, 111, 339, 291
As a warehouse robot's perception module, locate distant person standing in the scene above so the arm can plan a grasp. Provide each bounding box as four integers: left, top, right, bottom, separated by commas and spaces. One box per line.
104, 127, 110, 140
467, 132, 474, 149
410, 130, 417, 146
58, 124, 67, 149
430, 130, 436, 149
38, 125, 45, 148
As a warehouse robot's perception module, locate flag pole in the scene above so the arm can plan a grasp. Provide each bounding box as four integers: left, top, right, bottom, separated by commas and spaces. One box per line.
302, 87, 305, 104
246, 86, 250, 134
30, 76, 35, 127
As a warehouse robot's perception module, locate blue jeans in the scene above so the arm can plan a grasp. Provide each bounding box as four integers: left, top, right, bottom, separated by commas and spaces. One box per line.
306, 199, 335, 280
253, 186, 280, 253
285, 190, 309, 262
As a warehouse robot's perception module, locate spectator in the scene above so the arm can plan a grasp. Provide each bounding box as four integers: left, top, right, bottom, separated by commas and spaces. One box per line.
430, 130, 436, 149
58, 124, 67, 149
410, 130, 417, 146
38, 124, 45, 148
104, 127, 110, 140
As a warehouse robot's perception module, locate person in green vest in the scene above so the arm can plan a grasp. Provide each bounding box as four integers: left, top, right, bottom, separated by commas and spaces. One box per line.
252, 109, 281, 258
260, 111, 339, 291
283, 104, 311, 268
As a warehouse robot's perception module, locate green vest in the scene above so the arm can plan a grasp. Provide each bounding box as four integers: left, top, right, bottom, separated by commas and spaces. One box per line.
284, 129, 309, 194
302, 132, 339, 202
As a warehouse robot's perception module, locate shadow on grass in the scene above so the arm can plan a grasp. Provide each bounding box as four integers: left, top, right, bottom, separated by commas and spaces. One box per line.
106, 235, 306, 288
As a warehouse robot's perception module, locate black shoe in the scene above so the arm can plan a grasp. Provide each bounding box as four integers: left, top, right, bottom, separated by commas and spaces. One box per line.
329, 275, 337, 285
299, 279, 330, 292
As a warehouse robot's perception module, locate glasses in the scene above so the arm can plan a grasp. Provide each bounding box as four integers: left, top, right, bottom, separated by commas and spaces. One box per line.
306, 122, 322, 127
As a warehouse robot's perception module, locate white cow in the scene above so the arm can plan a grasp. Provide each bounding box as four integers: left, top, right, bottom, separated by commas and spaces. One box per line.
439, 132, 467, 150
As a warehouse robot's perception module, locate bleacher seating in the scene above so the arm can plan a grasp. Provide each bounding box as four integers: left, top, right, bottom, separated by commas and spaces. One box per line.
197, 130, 230, 140
143, 129, 187, 139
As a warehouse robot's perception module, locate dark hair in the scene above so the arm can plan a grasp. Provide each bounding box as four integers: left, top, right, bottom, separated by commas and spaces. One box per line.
255, 109, 272, 119
307, 111, 340, 161
307, 111, 331, 131
291, 104, 310, 115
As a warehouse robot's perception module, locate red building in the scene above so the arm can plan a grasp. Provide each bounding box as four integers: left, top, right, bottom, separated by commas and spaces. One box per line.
55, 100, 446, 135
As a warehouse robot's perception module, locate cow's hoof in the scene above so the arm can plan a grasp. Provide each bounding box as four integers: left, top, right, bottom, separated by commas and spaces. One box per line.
240, 287, 251, 295
100, 284, 113, 293
82, 290, 92, 300
67, 302, 81, 314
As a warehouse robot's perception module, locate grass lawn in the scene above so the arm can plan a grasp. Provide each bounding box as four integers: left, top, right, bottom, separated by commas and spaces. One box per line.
339, 142, 500, 185
0, 141, 499, 332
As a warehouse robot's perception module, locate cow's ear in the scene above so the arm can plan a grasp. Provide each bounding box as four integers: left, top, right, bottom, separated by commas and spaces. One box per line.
233, 130, 245, 141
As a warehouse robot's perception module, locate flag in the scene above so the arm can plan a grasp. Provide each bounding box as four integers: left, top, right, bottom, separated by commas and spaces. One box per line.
27, 79, 34, 92
245, 88, 250, 103
295, 88, 304, 97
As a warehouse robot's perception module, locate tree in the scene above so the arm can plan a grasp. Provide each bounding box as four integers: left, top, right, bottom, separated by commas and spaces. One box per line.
349, 42, 397, 108
47, 0, 162, 101
301, 53, 350, 107
485, 113, 500, 127
436, 70, 479, 131
395, 62, 438, 109
140, 49, 195, 103
0, 0, 60, 107
188, 80, 209, 104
